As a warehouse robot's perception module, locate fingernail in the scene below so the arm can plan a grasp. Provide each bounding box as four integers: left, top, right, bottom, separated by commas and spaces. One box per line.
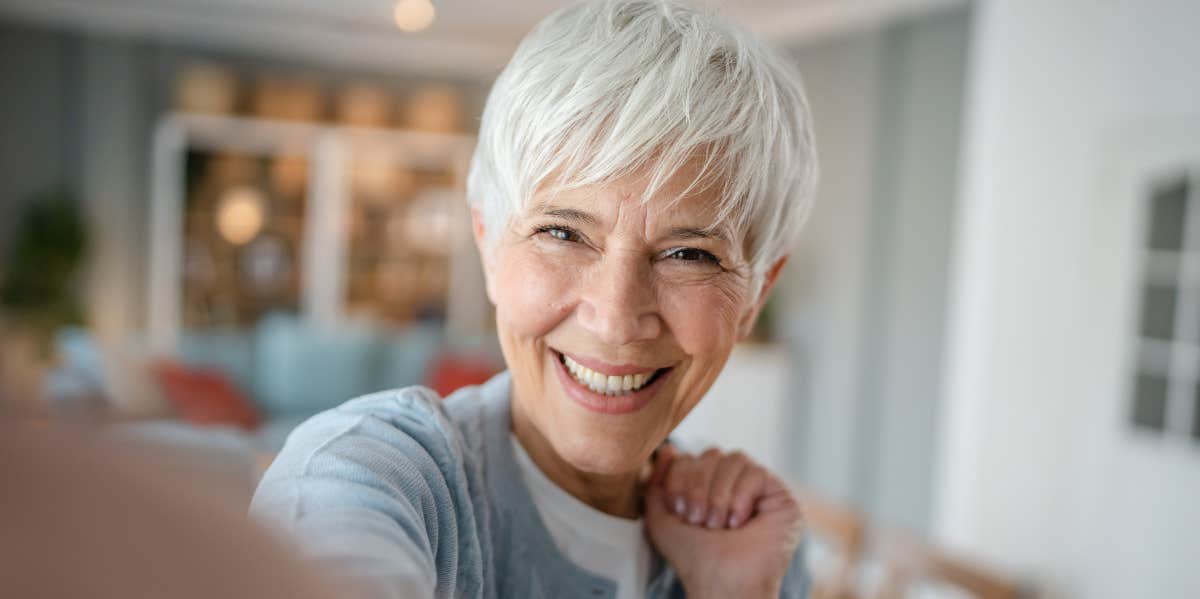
728, 514, 740, 528
706, 513, 722, 529
689, 504, 705, 525
674, 496, 687, 517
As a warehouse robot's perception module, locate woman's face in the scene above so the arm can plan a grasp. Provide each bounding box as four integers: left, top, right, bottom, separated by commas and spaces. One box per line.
477, 169, 784, 476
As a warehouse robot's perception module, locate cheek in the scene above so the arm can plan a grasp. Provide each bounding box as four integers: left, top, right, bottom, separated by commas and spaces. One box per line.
658, 280, 748, 359
493, 247, 577, 340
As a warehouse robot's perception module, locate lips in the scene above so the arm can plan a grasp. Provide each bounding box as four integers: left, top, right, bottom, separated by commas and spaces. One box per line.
551, 349, 673, 415
561, 354, 659, 395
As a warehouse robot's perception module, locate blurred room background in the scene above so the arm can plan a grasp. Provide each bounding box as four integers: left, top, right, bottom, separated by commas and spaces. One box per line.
0, 1, 1196, 598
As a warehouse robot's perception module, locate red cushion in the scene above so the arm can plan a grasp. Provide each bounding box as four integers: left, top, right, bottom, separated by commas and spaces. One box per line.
151, 361, 260, 430
425, 354, 500, 398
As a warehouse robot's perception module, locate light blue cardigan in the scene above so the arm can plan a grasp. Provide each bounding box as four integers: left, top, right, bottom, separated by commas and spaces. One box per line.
250, 371, 809, 598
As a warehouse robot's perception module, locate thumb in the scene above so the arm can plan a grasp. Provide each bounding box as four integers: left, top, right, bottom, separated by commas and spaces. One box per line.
642, 480, 675, 543
647, 442, 676, 487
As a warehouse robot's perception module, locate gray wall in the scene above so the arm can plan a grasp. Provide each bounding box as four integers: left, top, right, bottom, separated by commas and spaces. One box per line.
780, 26, 886, 506
0, 25, 72, 268
779, 7, 970, 533
0, 25, 157, 338
78, 38, 156, 338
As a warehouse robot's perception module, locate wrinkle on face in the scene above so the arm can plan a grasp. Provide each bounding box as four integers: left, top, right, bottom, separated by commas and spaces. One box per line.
479, 162, 770, 518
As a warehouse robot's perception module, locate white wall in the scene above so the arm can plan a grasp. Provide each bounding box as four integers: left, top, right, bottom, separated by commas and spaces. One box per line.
778, 9, 969, 534
936, 1, 1200, 597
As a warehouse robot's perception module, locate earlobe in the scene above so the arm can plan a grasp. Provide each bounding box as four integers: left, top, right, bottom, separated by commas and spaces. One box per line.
470, 207, 498, 305
737, 255, 789, 339
470, 207, 488, 252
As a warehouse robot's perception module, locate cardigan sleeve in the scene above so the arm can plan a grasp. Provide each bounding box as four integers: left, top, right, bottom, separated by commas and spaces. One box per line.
778, 538, 811, 599
249, 388, 483, 599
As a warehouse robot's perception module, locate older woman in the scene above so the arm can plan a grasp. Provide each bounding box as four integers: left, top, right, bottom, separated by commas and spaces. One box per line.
251, 1, 817, 597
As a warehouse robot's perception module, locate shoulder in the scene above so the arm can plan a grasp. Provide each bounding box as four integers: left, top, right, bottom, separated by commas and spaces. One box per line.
266, 383, 488, 486
292, 385, 455, 461
253, 375, 508, 514
251, 386, 462, 523
250, 381, 504, 598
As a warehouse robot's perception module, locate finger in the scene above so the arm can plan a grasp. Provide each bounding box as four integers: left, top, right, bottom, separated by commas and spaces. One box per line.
644, 478, 720, 556
704, 452, 748, 529
744, 479, 804, 542
757, 491, 798, 513
728, 464, 767, 528
685, 448, 721, 526
663, 453, 693, 519
754, 474, 798, 514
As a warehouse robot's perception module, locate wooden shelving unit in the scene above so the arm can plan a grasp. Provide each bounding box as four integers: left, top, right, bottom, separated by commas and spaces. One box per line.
147, 112, 487, 353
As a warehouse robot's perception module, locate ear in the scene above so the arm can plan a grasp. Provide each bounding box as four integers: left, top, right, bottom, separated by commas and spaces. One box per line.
737, 255, 788, 340
470, 207, 498, 305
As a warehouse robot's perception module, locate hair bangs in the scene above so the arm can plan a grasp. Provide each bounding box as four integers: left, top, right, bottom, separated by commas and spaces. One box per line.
467, 0, 817, 282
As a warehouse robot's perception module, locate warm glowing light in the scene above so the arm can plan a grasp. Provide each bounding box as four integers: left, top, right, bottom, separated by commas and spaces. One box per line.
393, 0, 435, 33
215, 185, 266, 245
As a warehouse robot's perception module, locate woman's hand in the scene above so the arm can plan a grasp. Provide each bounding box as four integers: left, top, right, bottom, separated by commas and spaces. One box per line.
642, 445, 804, 599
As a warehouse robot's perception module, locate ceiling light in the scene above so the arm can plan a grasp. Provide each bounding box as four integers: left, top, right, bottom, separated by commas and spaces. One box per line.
393, 0, 435, 33
215, 185, 266, 246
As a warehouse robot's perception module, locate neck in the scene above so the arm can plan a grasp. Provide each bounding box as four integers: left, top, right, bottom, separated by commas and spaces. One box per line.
510, 396, 642, 519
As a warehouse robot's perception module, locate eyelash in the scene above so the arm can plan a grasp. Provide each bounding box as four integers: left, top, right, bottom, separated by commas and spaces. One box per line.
534, 225, 582, 243
663, 247, 722, 265
533, 225, 724, 268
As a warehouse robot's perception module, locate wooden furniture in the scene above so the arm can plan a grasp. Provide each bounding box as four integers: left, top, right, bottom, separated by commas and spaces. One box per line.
792, 484, 1023, 599
147, 113, 485, 355
871, 531, 1022, 599
796, 487, 868, 599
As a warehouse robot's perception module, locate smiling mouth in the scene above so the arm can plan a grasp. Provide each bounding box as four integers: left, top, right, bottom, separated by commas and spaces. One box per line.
554, 351, 669, 397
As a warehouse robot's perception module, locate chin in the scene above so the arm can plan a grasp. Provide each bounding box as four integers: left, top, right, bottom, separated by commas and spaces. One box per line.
551, 428, 648, 475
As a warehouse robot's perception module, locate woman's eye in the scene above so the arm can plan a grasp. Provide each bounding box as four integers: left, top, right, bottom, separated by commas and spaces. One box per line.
536, 226, 581, 243
665, 247, 720, 264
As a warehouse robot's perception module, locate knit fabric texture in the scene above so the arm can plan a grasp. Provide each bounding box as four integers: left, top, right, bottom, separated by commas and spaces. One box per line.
250, 371, 809, 598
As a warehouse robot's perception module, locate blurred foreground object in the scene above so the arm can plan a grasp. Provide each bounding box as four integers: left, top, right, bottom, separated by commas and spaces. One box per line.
0, 422, 343, 599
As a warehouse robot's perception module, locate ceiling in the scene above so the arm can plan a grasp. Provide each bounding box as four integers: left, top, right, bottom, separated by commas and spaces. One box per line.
0, 0, 965, 77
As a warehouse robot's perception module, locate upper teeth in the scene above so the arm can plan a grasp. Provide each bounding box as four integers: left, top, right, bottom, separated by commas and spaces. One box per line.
563, 355, 655, 396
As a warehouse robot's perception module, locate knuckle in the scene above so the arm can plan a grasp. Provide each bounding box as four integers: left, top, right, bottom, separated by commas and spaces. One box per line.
709, 493, 732, 510
664, 470, 685, 493
734, 473, 758, 493
748, 465, 767, 482
694, 462, 717, 480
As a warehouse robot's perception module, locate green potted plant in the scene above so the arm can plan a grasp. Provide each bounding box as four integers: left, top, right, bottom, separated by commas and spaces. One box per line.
0, 188, 88, 410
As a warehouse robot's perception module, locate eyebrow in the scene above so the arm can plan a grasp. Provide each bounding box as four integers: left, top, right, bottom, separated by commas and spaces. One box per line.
538, 204, 729, 243
666, 226, 727, 242
539, 206, 599, 225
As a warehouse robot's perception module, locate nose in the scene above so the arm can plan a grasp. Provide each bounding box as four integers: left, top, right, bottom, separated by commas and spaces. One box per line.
577, 251, 662, 345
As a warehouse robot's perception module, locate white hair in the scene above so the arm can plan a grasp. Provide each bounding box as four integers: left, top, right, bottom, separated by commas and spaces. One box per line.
467, 0, 817, 282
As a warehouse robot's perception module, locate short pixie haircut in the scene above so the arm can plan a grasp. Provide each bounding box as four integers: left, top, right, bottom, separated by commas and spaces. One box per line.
467, 0, 817, 282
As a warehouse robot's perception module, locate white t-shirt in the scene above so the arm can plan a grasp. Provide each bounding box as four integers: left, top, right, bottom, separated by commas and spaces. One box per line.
510, 435, 654, 599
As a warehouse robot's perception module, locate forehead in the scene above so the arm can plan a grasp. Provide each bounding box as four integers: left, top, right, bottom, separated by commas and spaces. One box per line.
527, 159, 730, 231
